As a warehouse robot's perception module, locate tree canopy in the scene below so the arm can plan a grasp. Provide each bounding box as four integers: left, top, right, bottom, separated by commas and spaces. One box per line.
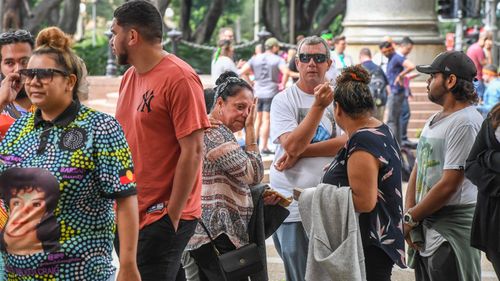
1, 0, 346, 44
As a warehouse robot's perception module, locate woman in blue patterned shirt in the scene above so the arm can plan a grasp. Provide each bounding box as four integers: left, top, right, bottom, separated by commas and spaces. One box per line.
320, 65, 405, 281
0, 27, 140, 281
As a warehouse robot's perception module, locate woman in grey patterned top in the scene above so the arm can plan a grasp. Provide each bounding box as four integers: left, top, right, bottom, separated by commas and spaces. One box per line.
186, 71, 280, 281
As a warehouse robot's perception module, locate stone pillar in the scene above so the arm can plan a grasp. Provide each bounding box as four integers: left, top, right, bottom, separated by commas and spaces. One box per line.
342, 0, 445, 67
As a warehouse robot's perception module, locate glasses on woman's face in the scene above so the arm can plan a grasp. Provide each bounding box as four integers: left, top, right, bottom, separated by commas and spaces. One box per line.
298, 53, 327, 64
18, 68, 69, 84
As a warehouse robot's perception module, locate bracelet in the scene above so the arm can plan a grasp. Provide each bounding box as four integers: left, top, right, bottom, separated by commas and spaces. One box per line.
246, 142, 258, 146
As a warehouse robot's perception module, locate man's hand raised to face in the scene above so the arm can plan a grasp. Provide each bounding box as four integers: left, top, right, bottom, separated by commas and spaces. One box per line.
313, 82, 334, 109
0, 73, 22, 109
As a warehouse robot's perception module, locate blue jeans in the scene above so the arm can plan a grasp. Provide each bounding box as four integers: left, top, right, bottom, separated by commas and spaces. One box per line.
272, 222, 308, 281
400, 96, 411, 141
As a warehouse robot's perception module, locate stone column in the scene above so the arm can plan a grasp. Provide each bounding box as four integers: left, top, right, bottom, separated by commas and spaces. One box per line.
342, 0, 445, 66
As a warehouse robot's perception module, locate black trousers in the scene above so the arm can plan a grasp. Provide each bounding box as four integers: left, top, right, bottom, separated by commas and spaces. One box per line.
414, 242, 459, 281
135, 215, 197, 281
486, 249, 500, 279
364, 245, 395, 281
190, 234, 247, 281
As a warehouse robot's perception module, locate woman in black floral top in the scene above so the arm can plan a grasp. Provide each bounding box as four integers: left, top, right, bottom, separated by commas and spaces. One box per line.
321, 65, 405, 280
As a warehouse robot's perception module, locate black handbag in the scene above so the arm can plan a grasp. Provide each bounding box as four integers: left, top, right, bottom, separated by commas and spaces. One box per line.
199, 220, 263, 281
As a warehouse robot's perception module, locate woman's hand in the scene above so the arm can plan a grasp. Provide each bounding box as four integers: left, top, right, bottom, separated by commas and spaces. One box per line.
262, 192, 281, 206
208, 115, 222, 128
245, 97, 258, 129
0, 73, 22, 109
312, 82, 334, 109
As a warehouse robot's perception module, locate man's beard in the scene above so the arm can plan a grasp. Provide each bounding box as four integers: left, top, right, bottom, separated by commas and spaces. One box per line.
117, 52, 129, 65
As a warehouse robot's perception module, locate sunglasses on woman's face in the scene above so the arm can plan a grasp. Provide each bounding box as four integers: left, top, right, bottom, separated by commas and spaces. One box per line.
18, 68, 69, 84
298, 53, 328, 64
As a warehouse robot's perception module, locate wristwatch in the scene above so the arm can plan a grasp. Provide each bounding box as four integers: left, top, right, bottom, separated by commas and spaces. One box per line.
403, 211, 419, 227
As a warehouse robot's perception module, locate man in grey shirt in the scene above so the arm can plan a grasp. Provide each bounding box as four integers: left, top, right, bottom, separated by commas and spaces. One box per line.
269, 36, 346, 281
240, 37, 287, 154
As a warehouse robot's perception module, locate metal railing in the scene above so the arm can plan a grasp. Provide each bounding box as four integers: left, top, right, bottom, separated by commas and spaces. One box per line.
105, 28, 297, 76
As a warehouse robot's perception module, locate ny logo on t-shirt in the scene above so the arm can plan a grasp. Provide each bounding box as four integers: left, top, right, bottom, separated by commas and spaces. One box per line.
137, 90, 155, 113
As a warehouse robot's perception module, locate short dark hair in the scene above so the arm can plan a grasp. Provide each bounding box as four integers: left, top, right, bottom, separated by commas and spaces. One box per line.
400, 36, 414, 46
442, 73, 479, 104
334, 35, 346, 45
114, 0, 163, 43
204, 88, 216, 114
0, 30, 34, 60
213, 71, 253, 110
379, 41, 392, 49
334, 65, 375, 118
359, 48, 372, 58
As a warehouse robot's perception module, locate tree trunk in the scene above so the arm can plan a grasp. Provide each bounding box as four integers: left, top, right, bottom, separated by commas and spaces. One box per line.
312, 0, 346, 35
59, 0, 81, 35
47, 6, 59, 26
180, 0, 192, 40
193, 0, 225, 44
26, 0, 63, 33
262, 0, 283, 41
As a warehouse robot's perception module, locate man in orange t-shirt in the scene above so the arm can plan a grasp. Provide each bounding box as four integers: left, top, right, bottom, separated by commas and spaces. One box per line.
111, 1, 210, 280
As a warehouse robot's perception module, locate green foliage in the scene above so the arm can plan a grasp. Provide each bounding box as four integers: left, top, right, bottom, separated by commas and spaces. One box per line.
168, 42, 255, 74
73, 34, 128, 76
329, 14, 344, 36
74, 35, 108, 76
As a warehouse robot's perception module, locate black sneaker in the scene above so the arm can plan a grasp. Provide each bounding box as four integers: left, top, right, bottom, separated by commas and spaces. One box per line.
261, 148, 274, 155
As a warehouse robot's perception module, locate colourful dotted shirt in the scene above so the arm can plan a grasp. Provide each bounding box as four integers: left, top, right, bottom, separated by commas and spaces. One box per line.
0, 102, 136, 281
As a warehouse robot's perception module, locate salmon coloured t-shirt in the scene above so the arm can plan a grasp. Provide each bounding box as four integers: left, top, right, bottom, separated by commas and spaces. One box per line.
115, 54, 210, 229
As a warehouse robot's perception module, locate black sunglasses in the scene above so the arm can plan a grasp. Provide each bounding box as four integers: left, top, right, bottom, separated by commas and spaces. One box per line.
298, 53, 328, 64
19, 68, 70, 83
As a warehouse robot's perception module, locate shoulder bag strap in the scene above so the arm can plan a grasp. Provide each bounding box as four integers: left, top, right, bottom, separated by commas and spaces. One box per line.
198, 219, 221, 256
198, 220, 229, 281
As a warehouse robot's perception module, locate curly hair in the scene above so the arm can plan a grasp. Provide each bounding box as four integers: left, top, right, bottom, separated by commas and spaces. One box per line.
442, 73, 479, 104
489, 102, 500, 129
334, 65, 375, 118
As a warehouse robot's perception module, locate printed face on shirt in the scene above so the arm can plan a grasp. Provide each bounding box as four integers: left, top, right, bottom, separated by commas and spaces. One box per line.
216, 88, 254, 132
4, 188, 46, 254
110, 19, 130, 65
0, 168, 61, 256
296, 43, 332, 87
23, 54, 75, 111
